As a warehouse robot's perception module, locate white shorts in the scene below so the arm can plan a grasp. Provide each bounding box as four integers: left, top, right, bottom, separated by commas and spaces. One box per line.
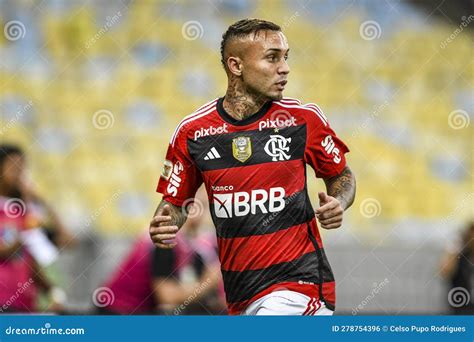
241, 290, 334, 316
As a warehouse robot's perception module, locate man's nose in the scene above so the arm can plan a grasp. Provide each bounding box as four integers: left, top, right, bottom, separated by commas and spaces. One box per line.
277, 61, 290, 75
278, 59, 290, 75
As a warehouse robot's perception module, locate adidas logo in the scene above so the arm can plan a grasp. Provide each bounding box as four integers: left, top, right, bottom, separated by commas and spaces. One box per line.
204, 147, 221, 160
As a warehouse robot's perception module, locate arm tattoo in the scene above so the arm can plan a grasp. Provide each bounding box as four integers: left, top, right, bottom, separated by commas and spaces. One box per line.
324, 166, 356, 211
154, 199, 188, 229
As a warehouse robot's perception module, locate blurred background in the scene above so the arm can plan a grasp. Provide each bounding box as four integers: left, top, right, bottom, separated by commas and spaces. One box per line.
0, 0, 472, 315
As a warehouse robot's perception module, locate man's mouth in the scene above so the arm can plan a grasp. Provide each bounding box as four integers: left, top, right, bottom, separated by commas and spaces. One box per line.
275, 80, 287, 90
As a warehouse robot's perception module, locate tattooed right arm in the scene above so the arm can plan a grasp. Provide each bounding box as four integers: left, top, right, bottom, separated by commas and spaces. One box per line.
153, 199, 187, 229
149, 199, 188, 249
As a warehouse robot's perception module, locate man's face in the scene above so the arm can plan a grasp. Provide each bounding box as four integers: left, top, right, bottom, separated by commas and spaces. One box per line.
234, 30, 290, 101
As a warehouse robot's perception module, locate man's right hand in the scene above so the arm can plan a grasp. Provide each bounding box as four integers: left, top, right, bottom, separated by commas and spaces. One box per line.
149, 204, 179, 249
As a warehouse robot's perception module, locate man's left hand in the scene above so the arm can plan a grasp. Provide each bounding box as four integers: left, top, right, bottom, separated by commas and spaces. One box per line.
315, 192, 344, 229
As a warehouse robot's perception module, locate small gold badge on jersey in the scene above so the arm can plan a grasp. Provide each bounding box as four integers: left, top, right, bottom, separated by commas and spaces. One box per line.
160, 159, 173, 180
232, 136, 252, 163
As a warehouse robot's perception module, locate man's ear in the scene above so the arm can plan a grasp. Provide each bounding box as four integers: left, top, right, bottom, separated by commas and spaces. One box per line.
227, 56, 243, 77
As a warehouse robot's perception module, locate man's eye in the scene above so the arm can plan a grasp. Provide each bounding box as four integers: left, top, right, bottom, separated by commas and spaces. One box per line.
284, 55, 289, 61
267, 55, 276, 62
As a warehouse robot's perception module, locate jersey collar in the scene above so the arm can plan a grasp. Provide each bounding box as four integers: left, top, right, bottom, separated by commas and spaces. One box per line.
216, 97, 273, 126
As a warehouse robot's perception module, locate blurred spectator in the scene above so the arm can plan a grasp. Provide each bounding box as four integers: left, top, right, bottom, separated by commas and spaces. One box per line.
99, 187, 225, 315
0, 144, 68, 313
439, 221, 474, 315
0, 144, 76, 249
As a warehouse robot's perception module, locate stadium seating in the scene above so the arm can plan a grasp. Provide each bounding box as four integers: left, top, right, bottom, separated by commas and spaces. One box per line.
1, 0, 472, 236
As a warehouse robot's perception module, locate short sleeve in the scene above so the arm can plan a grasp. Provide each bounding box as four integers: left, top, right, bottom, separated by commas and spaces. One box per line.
151, 247, 176, 278
304, 107, 350, 178
156, 126, 203, 207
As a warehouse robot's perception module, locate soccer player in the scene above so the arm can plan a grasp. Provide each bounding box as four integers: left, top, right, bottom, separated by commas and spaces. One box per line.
150, 18, 356, 315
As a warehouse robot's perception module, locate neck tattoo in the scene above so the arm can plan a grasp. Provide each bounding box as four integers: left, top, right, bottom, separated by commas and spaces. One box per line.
223, 78, 268, 121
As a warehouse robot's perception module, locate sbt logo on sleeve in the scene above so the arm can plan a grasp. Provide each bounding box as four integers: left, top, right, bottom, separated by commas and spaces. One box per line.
213, 187, 285, 218
167, 161, 183, 197
321, 135, 341, 164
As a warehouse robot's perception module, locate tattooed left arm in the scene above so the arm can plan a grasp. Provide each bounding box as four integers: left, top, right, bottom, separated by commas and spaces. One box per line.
324, 166, 356, 210
315, 166, 356, 229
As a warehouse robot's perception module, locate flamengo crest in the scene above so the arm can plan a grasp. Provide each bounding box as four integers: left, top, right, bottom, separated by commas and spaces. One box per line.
264, 135, 292, 161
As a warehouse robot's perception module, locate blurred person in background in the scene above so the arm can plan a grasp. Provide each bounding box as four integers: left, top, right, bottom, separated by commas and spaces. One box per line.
0, 144, 76, 249
439, 221, 474, 315
99, 186, 225, 315
0, 144, 70, 313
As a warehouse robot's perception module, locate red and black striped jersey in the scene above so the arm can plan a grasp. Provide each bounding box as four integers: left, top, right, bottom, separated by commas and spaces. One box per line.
157, 97, 349, 314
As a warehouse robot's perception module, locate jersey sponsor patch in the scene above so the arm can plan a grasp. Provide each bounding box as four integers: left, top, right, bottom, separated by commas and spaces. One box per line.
258, 115, 297, 131
321, 135, 341, 164
213, 187, 285, 218
194, 123, 228, 140
166, 160, 184, 197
